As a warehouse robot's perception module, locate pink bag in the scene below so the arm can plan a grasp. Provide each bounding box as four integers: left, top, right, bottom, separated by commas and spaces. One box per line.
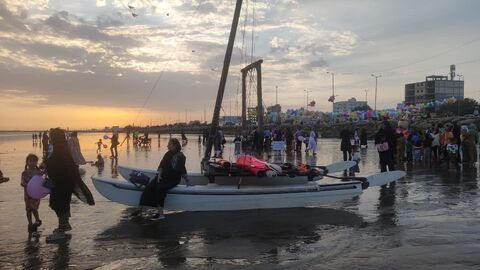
376, 142, 389, 152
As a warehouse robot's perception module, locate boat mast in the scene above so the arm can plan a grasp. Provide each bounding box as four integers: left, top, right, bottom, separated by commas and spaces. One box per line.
203, 0, 243, 162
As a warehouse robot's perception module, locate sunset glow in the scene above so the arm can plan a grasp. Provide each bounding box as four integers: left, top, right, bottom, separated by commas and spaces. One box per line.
0, 0, 479, 130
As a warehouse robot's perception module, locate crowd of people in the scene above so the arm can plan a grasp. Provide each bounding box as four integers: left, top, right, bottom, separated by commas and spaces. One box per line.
339, 120, 479, 173
203, 126, 321, 158
393, 122, 479, 169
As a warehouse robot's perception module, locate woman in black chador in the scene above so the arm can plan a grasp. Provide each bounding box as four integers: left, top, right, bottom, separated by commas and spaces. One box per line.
140, 138, 190, 220
360, 128, 368, 148
340, 128, 352, 161
374, 121, 396, 172
46, 128, 94, 241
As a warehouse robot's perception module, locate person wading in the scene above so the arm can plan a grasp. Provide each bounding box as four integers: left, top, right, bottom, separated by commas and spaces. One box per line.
340, 128, 352, 161
110, 132, 119, 158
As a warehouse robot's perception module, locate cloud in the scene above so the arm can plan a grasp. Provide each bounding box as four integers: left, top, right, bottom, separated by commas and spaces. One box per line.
3, 0, 478, 129
177, 1, 217, 15
0, 0, 360, 120
304, 58, 329, 70
0, 89, 48, 105
0, 0, 27, 31
43, 11, 139, 47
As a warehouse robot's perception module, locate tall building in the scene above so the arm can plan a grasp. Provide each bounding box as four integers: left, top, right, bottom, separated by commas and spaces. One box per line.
405, 65, 464, 105
333, 97, 367, 113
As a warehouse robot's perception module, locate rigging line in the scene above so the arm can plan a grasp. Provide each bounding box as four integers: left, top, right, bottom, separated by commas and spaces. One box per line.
243, 0, 250, 66
336, 55, 480, 90
394, 57, 480, 77
457, 57, 480, 66
250, 0, 256, 64
247, 70, 253, 109
132, 58, 174, 125
131, 2, 204, 125
381, 37, 480, 74
235, 0, 250, 117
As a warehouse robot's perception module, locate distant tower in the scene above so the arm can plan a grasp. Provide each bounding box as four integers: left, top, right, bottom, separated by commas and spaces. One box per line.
450, 65, 456, 80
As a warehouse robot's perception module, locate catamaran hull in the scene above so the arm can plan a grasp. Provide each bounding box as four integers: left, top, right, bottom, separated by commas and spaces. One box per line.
92, 176, 363, 211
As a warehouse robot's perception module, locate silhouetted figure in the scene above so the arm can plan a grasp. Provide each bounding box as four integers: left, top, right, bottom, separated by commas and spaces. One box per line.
110, 133, 119, 158
340, 128, 352, 161
285, 128, 294, 152
42, 131, 49, 157
375, 121, 396, 172
360, 128, 368, 148
181, 131, 188, 143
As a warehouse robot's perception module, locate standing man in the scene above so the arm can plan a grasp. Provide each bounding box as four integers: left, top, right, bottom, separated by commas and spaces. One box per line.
110, 132, 120, 158
294, 128, 303, 152
42, 131, 50, 157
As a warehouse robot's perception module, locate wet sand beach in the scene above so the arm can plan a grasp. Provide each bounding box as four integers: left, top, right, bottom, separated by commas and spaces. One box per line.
1, 132, 480, 269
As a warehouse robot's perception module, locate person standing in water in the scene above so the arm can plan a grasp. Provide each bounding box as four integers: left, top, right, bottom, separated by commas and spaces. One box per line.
307, 129, 317, 155
42, 131, 49, 157
181, 131, 188, 143
110, 132, 119, 158
375, 121, 396, 172
233, 133, 242, 155
21, 154, 43, 233
360, 128, 368, 148
120, 130, 130, 146
95, 139, 103, 153
340, 128, 352, 161
68, 132, 86, 166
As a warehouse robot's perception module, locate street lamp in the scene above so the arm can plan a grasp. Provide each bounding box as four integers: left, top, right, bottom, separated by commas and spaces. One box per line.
275, 85, 278, 105
364, 89, 369, 104
326, 71, 335, 112
371, 73, 382, 111
304, 89, 311, 111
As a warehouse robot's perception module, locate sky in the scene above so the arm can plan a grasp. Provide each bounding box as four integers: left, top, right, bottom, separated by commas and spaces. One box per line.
0, 0, 479, 130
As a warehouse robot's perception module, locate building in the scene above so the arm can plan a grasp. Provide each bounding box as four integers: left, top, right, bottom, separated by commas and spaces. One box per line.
220, 116, 241, 126
405, 65, 464, 105
266, 104, 281, 124
333, 98, 367, 113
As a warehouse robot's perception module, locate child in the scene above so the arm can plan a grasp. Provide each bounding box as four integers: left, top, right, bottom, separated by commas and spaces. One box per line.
349, 145, 361, 176
233, 133, 242, 155
446, 138, 459, 169
423, 130, 433, 163
96, 139, 103, 153
21, 154, 42, 233
413, 133, 423, 162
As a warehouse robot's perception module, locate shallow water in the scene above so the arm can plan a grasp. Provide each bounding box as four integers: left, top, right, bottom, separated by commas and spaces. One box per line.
1, 132, 480, 269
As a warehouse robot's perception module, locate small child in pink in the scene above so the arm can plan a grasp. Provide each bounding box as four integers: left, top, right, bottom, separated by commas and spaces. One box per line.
21, 154, 42, 233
